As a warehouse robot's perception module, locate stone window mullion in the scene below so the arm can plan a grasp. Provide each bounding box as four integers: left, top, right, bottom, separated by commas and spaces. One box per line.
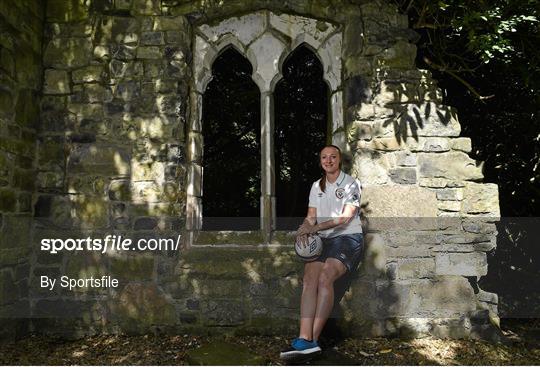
260, 91, 276, 242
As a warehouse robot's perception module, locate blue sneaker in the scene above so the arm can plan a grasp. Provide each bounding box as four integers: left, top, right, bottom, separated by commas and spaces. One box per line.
279, 337, 322, 361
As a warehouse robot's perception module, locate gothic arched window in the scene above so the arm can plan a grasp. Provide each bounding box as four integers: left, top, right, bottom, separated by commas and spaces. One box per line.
202, 47, 261, 230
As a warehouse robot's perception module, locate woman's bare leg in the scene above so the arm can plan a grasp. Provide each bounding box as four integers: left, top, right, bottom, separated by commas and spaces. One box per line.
299, 261, 324, 340
312, 258, 346, 341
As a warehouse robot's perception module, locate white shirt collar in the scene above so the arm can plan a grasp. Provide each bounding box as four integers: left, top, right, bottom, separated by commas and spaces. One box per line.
326, 170, 345, 187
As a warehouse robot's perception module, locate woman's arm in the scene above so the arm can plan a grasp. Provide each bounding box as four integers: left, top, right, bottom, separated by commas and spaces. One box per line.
296, 207, 317, 243
297, 204, 357, 235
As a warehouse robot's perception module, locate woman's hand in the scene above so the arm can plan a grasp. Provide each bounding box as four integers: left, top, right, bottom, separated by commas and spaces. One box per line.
297, 222, 317, 236
296, 233, 308, 247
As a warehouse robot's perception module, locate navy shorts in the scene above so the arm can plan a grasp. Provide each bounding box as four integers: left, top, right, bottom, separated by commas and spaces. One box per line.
314, 233, 364, 273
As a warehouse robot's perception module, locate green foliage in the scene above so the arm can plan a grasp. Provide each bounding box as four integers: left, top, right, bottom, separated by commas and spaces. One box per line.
393, 0, 540, 89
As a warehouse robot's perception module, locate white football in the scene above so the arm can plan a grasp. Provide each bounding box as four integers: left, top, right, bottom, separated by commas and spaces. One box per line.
295, 234, 323, 262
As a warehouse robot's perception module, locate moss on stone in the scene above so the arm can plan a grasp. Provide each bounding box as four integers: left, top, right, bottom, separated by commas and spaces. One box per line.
111, 282, 177, 333
0, 189, 17, 212
179, 245, 300, 282
46, 0, 89, 23
110, 255, 154, 281
0, 247, 31, 267
186, 340, 267, 365
0, 89, 14, 113
195, 231, 264, 245
15, 89, 39, 128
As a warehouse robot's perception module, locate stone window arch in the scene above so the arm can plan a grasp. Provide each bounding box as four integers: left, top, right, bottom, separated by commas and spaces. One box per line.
186, 11, 344, 245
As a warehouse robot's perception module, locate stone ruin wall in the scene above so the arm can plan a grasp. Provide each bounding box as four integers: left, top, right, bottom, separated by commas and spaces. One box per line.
0, 0, 501, 340
0, 0, 44, 338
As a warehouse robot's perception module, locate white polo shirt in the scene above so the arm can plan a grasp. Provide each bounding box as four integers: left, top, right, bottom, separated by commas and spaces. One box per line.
308, 171, 363, 238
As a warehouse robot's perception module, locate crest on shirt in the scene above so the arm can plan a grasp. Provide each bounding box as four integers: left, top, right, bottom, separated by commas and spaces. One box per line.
335, 188, 345, 199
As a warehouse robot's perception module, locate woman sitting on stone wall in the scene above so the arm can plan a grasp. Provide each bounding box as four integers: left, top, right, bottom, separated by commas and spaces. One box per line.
280, 145, 365, 361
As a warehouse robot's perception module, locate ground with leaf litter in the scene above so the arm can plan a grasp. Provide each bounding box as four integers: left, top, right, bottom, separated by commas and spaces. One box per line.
1, 319, 539, 365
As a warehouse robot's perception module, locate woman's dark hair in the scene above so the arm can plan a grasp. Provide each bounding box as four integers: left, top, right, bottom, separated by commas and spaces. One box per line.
319, 145, 342, 193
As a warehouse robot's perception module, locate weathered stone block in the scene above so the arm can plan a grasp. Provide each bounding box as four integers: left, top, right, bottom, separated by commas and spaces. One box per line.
34, 195, 72, 228
93, 45, 110, 61
111, 17, 140, 44
72, 196, 108, 228
438, 200, 461, 212
114, 0, 131, 11
386, 245, 432, 258
374, 40, 416, 69
66, 175, 107, 195
111, 44, 136, 60
418, 177, 464, 188
361, 185, 438, 221
395, 258, 435, 279
370, 137, 406, 151
152, 16, 190, 31
374, 81, 419, 105
165, 30, 190, 46
82, 84, 113, 103
67, 144, 130, 176
130, 181, 162, 203
0, 189, 17, 212
131, 160, 165, 182
0, 138, 34, 157
130, 202, 182, 217
17, 192, 32, 213
43, 69, 71, 94
202, 299, 246, 326
131, 0, 161, 15
198, 279, 244, 297
133, 217, 157, 230
392, 102, 461, 137
462, 182, 500, 216
374, 276, 476, 318
436, 188, 463, 201
352, 151, 391, 184
418, 152, 484, 181
12, 168, 35, 191
451, 137, 472, 153
142, 60, 161, 79
44, 38, 92, 68
461, 219, 497, 234
431, 317, 472, 339
47, 22, 93, 38
72, 65, 104, 83
137, 46, 161, 59
0, 247, 31, 267
410, 137, 450, 152
395, 151, 416, 166
108, 180, 130, 201
436, 252, 488, 276
157, 94, 181, 115
389, 167, 416, 184
141, 31, 165, 45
